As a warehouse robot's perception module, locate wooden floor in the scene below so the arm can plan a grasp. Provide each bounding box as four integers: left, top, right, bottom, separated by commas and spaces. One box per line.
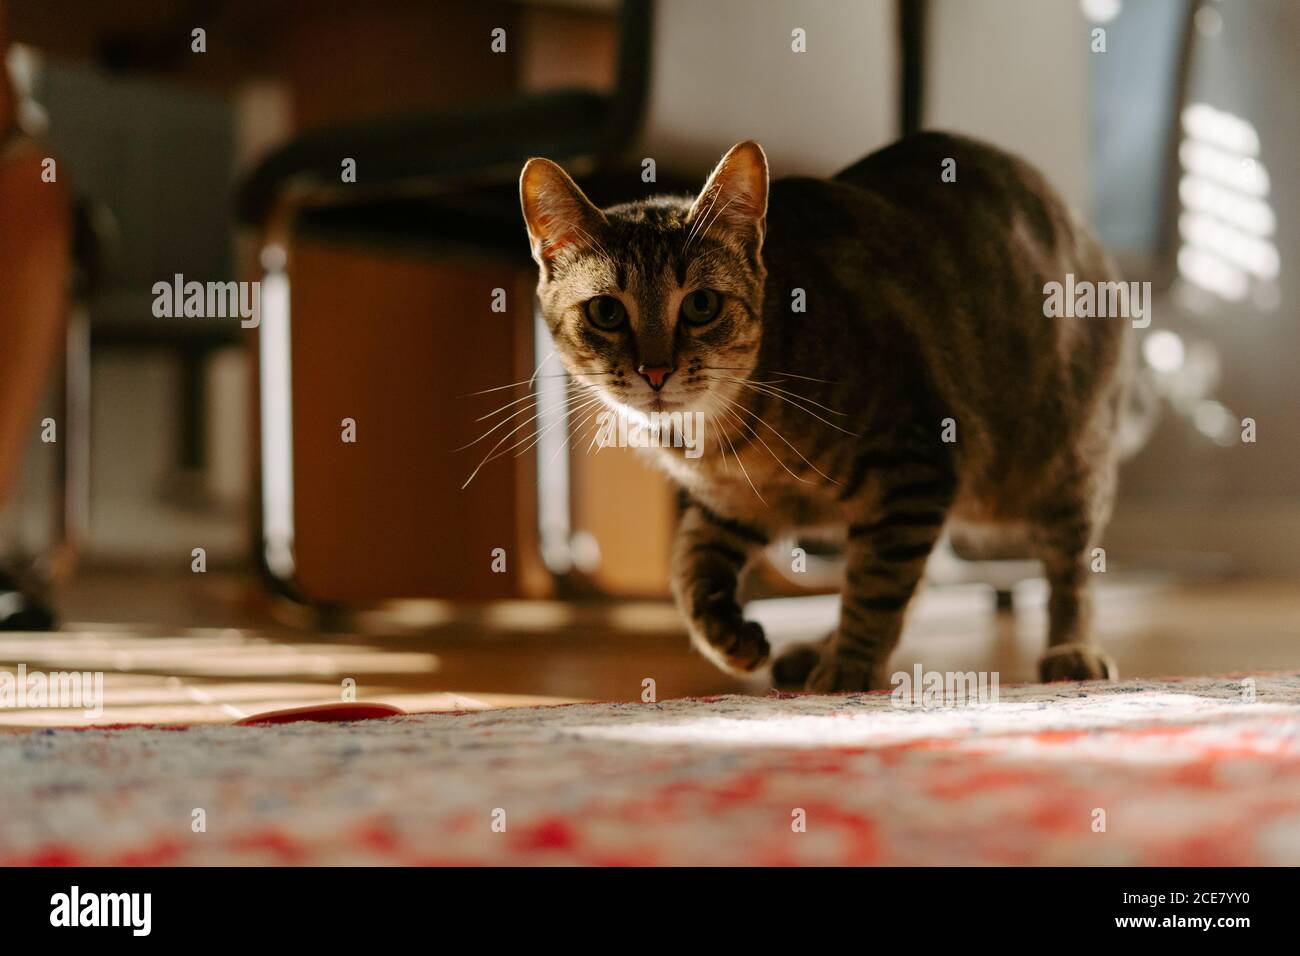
1, 568, 1297, 729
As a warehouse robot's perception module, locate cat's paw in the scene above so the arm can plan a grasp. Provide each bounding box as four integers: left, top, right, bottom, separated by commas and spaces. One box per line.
771, 640, 825, 689
1038, 643, 1117, 682
804, 653, 886, 693
711, 620, 771, 673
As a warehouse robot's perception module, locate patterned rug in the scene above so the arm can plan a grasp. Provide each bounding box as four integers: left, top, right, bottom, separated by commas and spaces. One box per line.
4, 674, 1299, 865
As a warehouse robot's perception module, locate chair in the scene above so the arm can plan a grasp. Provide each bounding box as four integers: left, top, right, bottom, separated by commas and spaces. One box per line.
237, 1, 699, 607
0, 10, 71, 627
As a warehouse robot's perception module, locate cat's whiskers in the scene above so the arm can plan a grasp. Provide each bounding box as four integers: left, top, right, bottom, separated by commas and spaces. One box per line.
456, 398, 540, 453
712, 397, 812, 486
710, 374, 847, 417
458, 380, 590, 450
461, 365, 617, 479
583, 413, 609, 455
528, 350, 558, 390
706, 399, 764, 505
464, 370, 614, 398
461, 404, 557, 486
474, 388, 548, 423
714, 393, 837, 484
548, 399, 608, 469
701, 365, 841, 386
509, 391, 606, 461
709, 419, 731, 473
582, 409, 608, 455
461, 385, 600, 488
706, 375, 858, 437
472, 392, 603, 485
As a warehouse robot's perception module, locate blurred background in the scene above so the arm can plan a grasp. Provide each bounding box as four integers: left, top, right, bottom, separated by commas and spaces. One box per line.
0, 0, 1296, 725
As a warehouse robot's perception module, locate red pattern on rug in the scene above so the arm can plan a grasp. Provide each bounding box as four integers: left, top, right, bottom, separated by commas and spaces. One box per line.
3, 674, 1299, 865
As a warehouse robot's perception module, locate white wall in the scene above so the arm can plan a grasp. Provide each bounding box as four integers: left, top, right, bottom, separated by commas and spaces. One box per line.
925, 0, 1091, 209
641, 0, 898, 177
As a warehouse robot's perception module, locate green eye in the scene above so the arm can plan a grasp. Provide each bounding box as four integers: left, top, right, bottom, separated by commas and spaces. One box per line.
680, 289, 722, 326
585, 296, 627, 331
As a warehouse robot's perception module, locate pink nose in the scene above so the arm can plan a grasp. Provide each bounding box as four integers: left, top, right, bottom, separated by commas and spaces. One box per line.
638, 365, 673, 390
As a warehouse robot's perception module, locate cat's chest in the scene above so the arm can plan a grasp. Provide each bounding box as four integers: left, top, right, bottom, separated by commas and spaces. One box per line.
650, 445, 837, 527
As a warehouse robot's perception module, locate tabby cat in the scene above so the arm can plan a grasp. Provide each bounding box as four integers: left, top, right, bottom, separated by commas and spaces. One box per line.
519, 132, 1132, 691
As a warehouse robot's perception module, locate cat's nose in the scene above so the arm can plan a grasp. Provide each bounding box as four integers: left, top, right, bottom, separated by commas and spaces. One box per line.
637, 365, 674, 391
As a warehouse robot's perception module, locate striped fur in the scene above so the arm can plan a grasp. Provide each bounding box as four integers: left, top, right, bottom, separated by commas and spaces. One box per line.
521, 133, 1131, 690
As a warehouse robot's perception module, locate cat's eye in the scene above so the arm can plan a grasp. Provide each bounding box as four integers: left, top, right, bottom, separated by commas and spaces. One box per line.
585, 296, 627, 331
680, 289, 722, 326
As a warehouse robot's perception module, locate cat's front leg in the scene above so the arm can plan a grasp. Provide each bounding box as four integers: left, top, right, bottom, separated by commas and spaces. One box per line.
671, 498, 770, 674
805, 503, 949, 692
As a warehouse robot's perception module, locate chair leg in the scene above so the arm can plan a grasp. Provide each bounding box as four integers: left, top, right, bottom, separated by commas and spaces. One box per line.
44, 302, 90, 583
0, 564, 56, 631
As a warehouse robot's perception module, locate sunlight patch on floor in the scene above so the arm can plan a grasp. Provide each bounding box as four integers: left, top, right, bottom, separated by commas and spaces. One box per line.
564, 691, 1293, 751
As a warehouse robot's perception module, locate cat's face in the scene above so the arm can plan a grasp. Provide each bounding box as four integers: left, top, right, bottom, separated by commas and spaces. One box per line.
520, 142, 769, 422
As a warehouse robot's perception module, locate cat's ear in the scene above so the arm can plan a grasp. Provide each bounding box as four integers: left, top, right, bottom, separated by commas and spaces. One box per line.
520, 158, 608, 268
687, 140, 769, 250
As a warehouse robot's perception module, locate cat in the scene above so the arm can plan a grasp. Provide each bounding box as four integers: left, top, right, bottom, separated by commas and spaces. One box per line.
519, 132, 1132, 691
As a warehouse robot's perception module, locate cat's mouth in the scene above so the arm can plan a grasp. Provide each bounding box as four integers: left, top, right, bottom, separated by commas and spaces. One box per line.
599, 391, 685, 420
605, 384, 712, 418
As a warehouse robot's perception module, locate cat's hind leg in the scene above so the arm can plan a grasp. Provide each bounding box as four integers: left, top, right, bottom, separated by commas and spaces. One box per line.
1030, 495, 1118, 682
